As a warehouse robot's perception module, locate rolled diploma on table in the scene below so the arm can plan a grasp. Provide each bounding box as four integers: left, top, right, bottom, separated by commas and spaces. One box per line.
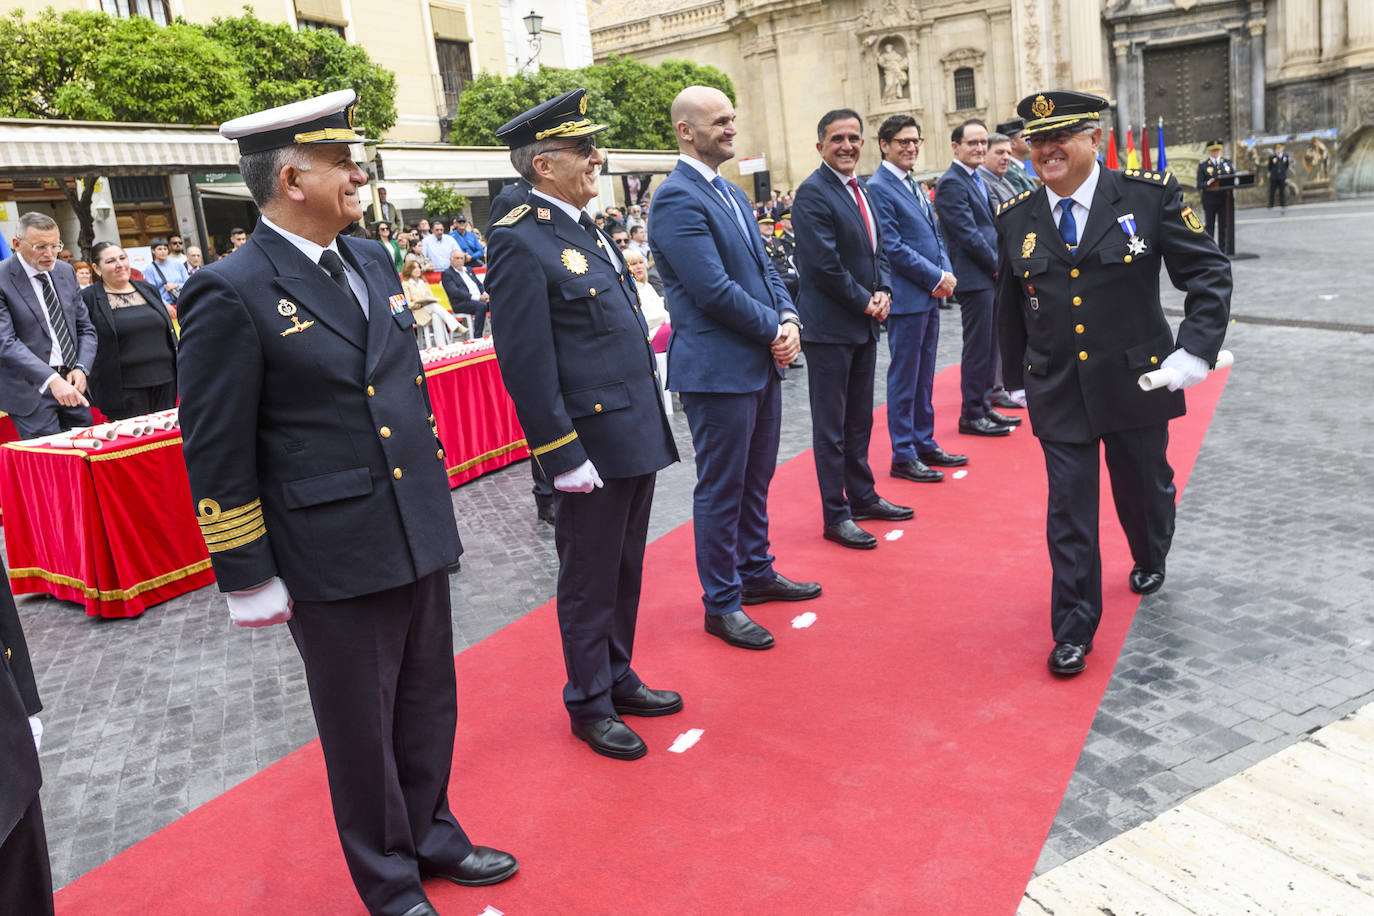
1138, 349, 1234, 392
46, 436, 103, 449
85, 425, 120, 441
112, 421, 149, 437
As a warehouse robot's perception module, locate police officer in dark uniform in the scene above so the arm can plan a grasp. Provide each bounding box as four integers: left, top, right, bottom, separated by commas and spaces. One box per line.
1267, 143, 1292, 210
1, 555, 53, 915
484, 89, 682, 761
995, 90, 1231, 676
178, 90, 516, 916
1196, 139, 1235, 248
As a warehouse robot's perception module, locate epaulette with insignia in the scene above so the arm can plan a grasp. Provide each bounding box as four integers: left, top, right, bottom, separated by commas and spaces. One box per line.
1122, 169, 1171, 186
997, 189, 1034, 217
491, 204, 531, 228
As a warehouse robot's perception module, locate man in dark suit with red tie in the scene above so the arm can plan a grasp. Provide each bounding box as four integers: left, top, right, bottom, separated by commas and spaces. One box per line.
792, 109, 912, 550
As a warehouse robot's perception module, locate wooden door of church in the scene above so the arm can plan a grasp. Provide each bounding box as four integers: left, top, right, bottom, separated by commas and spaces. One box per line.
1143, 38, 1231, 144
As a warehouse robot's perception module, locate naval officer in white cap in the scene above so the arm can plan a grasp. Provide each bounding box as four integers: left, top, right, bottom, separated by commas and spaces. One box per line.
177, 89, 517, 916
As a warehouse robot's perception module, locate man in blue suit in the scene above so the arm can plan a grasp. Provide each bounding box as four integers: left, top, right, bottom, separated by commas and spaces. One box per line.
793, 109, 912, 551
934, 119, 1021, 437
650, 86, 820, 651
866, 115, 968, 484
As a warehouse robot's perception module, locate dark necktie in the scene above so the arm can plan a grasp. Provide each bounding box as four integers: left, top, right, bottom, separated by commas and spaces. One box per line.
37, 272, 78, 368
318, 249, 366, 318
972, 170, 993, 212
1058, 199, 1078, 249
906, 175, 933, 223
710, 176, 750, 239
847, 177, 874, 249
577, 211, 604, 248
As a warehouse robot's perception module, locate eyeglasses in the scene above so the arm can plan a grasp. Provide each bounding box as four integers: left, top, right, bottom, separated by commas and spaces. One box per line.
544, 137, 600, 159
24, 241, 63, 254
891, 137, 923, 147
1027, 128, 1092, 148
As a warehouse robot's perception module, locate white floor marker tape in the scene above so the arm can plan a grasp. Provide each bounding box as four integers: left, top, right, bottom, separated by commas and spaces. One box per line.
479, 907, 504, 916
884, 529, 903, 541
668, 728, 704, 753
791, 611, 817, 628
952, 469, 968, 479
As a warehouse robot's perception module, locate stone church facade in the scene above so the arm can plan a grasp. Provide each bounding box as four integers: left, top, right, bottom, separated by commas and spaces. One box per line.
589, 0, 1374, 200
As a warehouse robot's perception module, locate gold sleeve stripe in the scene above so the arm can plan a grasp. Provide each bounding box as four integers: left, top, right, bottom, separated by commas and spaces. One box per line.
531, 430, 578, 457
199, 511, 265, 538
202, 519, 267, 546
204, 521, 267, 553
198, 498, 262, 526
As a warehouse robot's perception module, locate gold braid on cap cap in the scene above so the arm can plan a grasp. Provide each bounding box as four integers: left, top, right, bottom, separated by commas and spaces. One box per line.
1025, 112, 1101, 133
294, 128, 359, 143
535, 119, 592, 140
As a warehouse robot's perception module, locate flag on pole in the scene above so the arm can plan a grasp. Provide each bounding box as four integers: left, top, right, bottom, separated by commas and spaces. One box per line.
1106, 128, 1119, 169
1126, 125, 1140, 169
1156, 118, 1168, 172
1140, 125, 1152, 170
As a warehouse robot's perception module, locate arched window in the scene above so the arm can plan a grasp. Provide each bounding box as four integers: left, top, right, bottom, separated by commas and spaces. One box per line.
954, 68, 976, 110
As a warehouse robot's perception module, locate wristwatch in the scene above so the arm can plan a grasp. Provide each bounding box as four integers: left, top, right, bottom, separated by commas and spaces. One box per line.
781, 316, 803, 333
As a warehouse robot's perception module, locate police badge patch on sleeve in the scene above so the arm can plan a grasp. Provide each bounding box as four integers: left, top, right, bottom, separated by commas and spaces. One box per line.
1181, 207, 1204, 233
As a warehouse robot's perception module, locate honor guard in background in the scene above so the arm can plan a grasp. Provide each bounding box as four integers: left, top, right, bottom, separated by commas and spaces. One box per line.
995, 90, 1231, 676
484, 89, 682, 762
1196, 139, 1235, 248
996, 119, 1040, 194
1267, 143, 1292, 211
177, 90, 516, 916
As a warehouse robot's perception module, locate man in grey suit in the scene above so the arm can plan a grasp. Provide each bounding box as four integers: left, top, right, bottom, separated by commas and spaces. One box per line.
0, 212, 97, 438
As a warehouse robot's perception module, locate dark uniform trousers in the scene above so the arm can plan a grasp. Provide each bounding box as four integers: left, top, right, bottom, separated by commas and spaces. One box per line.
803, 338, 879, 525
996, 167, 1230, 648
177, 224, 468, 916
485, 196, 678, 727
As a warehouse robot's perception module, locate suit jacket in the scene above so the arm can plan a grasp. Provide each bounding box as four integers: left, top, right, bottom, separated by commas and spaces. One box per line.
792, 166, 892, 345
934, 163, 1000, 291
977, 166, 1018, 210
177, 219, 460, 601
995, 167, 1231, 443
440, 265, 485, 313
81, 279, 177, 416
866, 164, 951, 315
1, 558, 41, 842
648, 160, 793, 394
485, 195, 678, 480
0, 257, 98, 416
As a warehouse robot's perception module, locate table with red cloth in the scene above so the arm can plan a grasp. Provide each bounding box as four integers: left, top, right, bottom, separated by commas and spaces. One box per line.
0, 351, 528, 618
0, 430, 215, 618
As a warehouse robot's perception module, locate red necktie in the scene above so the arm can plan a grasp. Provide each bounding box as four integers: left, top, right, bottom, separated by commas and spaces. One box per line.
848, 178, 874, 249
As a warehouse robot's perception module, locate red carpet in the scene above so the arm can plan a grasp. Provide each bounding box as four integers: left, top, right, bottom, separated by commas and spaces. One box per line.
56, 366, 1229, 915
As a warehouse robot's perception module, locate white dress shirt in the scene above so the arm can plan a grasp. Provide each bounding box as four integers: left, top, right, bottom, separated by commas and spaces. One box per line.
17, 257, 68, 390
1044, 162, 1101, 243
261, 215, 369, 317
823, 162, 877, 250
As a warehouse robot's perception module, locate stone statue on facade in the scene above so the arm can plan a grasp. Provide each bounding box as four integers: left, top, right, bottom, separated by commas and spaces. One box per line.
878, 41, 909, 102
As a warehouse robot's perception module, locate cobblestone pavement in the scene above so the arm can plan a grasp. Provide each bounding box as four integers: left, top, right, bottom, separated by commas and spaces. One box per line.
11, 196, 1373, 892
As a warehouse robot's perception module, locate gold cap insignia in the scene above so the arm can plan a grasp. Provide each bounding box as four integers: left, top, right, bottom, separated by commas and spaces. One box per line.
1030, 94, 1054, 118
579, 95, 588, 115
561, 249, 589, 275
346, 104, 357, 128
1021, 232, 1037, 259
277, 299, 298, 317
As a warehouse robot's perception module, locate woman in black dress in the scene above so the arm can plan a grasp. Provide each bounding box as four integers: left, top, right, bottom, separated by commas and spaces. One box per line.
81, 242, 178, 421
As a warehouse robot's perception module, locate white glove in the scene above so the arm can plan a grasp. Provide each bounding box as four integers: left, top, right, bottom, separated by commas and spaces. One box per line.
29, 715, 42, 752
1009, 388, 1027, 408
226, 576, 293, 628
1159, 348, 1209, 392
554, 459, 603, 493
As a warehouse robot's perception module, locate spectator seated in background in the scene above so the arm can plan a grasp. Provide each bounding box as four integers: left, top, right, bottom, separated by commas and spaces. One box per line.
405, 235, 430, 270
440, 249, 490, 338
375, 220, 404, 272
401, 257, 462, 340
623, 249, 669, 350
185, 247, 204, 274
82, 241, 178, 420
422, 220, 460, 269
448, 215, 485, 265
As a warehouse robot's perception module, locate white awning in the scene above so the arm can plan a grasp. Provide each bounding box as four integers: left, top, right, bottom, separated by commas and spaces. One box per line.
0, 118, 239, 176
375, 144, 680, 183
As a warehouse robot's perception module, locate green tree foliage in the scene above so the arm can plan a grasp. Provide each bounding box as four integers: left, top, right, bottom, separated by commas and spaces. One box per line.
451, 56, 735, 150
0, 10, 246, 122
417, 181, 469, 219
204, 10, 397, 137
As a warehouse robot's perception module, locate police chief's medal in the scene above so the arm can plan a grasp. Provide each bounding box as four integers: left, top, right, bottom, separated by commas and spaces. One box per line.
1021, 232, 1037, 259
1117, 213, 1146, 257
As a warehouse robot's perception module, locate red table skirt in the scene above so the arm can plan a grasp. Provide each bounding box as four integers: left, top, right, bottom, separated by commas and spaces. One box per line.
0, 352, 528, 618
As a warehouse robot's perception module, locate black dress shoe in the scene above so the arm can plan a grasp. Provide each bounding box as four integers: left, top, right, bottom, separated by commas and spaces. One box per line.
447, 559, 462, 574
989, 390, 1023, 410
1048, 641, 1093, 676
917, 448, 969, 468
741, 574, 821, 604
985, 408, 1022, 426
429, 845, 520, 886
851, 497, 914, 521
823, 519, 878, 549
958, 416, 1011, 437
890, 459, 943, 483
536, 503, 555, 525
570, 716, 647, 760
400, 901, 439, 916
705, 610, 775, 649
1129, 566, 1166, 595
613, 684, 683, 717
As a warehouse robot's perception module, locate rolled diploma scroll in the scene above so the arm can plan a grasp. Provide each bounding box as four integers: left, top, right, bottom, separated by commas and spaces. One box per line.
85, 425, 120, 441
46, 437, 103, 449
1138, 349, 1234, 392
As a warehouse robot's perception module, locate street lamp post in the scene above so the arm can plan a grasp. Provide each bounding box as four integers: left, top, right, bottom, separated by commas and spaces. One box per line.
522, 10, 543, 71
